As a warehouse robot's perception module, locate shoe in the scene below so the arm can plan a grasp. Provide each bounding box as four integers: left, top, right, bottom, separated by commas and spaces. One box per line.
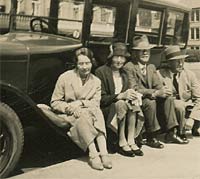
130, 144, 144, 156
118, 145, 135, 157
179, 134, 189, 144
146, 138, 164, 149
192, 129, 200, 136
135, 136, 146, 148
100, 155, 112, 169
89, 155, 104, 170
192, 121, 200, 136
165, 132, 188, 144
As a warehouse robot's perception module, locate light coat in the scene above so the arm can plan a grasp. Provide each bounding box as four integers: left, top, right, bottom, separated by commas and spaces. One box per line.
157, 68, 200, 120
51, 69, 106, 151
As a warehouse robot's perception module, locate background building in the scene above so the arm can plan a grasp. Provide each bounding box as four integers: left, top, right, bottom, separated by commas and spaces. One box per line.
180, 0, 200, 49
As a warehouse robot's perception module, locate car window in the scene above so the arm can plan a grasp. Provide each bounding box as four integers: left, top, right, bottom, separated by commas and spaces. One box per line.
15, 0, 51, 30
135, 7, 162, 45
58, 0, 84, 40
164, 11, 185, 47
0, 0, 12, 34
90, 5, 116, 39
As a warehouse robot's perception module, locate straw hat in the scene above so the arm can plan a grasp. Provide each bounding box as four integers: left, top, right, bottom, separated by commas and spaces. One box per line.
165, 46, 188, 61
132, 35, 155, 50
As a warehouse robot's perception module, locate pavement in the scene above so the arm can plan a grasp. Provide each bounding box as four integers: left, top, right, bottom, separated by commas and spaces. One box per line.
9, 133, 200, 179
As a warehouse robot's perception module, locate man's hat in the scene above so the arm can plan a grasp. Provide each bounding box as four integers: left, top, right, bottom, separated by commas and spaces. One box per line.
107, 42, 130, 59
165, 46, 189, 61
132, 35, 155, 50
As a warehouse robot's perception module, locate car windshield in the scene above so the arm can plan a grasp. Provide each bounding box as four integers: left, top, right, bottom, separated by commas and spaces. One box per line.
5, 0, 85, 40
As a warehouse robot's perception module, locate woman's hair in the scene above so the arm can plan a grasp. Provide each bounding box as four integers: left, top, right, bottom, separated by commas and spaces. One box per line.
74, 47, 94, 65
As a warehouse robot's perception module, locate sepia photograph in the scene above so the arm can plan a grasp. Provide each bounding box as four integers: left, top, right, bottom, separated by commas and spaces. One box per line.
0, 0, 200, 178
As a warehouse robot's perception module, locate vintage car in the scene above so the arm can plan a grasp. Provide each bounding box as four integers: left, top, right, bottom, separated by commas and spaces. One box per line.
0, 0, 190, 177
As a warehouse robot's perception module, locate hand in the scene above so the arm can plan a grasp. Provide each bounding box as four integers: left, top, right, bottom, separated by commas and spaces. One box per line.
65, 101, 82, 115
118, 89, 138, 100
73, 107, 82, 118
65, 105, 82, 118
154, 87, 172, 98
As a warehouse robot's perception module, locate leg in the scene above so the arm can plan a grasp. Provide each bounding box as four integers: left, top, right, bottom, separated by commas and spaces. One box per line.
127, 111, 136, 146
159, 97, 188, 144
174, 100, 186, 135
115, 100, 135, 156
162, 97, 179, 130
96, 133, 112, 169
88, 141, 103, 170
142, 98, 160, 133
141, 98, 163, 149
127, 111, 144, 156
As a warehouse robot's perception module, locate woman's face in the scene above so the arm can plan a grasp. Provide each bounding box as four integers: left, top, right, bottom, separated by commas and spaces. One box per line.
76, 54, 92, 77
111, 56, 126, 70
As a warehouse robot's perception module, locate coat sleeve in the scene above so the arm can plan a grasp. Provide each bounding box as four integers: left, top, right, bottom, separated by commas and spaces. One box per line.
50, 75, 69, 113
188, 71, 200, 120
95, 69, 118, 107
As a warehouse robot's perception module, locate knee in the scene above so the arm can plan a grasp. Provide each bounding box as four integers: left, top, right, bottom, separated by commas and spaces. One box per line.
142, 99, 156, 111
175, 102, 186, 113
115, 100, 128, 112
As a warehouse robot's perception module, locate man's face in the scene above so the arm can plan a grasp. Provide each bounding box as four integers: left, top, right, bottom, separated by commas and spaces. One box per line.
168, 58, 185, 73
133, 49, 150, 64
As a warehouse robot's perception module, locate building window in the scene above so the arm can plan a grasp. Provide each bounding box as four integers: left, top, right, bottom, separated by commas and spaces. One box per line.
191, 10, 195, 21
191, 28, 195, 39
191, 46, 194, 49
196, 28, 200, 39
196, 46, 199, 50
196, 9, 200, 21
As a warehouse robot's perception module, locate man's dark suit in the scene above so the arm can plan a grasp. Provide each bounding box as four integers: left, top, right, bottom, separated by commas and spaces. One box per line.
124, 61, 178, 134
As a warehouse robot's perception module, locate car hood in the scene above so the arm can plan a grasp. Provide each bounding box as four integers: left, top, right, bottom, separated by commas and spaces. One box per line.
0, 32, 82, 56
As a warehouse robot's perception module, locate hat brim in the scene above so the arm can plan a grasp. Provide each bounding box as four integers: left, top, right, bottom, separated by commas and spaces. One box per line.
167, 54, 189, 61
107, 52, 130, 59
131, 44, 156, 50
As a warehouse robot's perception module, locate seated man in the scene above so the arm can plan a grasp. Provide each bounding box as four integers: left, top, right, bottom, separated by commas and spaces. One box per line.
158, 45, 200, 138
124, 35, 188, 148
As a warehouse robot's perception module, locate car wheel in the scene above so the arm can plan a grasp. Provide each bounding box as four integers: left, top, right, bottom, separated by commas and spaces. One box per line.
0, 102, 24, 178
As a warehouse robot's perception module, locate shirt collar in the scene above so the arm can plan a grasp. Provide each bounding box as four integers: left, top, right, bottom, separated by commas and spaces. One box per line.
138, 62, 146, 69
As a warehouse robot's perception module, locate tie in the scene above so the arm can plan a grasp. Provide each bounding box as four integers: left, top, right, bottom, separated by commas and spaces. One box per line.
173, 73, 180, 99
141, 66, 146, 76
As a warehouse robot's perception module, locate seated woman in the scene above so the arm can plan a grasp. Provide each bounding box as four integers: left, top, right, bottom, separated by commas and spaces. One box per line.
50, 47, 112, 170
95, 42, 144, 157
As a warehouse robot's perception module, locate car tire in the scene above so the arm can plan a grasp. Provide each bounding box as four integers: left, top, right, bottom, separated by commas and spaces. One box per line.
0, 102, 24, 178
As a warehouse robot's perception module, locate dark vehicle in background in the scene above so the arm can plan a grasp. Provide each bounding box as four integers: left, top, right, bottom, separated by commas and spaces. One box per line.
0, 0, 190, 178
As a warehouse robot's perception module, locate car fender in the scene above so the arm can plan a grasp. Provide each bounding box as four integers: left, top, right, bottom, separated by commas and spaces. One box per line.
0, 81, 68, 137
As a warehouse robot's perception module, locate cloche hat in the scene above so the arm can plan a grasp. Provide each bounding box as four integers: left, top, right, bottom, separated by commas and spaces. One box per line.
107, 42, 130, 59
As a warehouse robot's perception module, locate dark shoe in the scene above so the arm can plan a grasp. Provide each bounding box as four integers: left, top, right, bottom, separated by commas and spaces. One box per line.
118, 146, 135, 157
130, 144, 144, 156
133, 149, 144, 156
165, 133, 188, 144
146, 138, 164, 149
192, 129, 200, 136
179, 134, 189, 144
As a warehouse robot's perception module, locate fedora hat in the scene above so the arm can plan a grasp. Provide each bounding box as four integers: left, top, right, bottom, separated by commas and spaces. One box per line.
107, 42, 130, 59
165, 46, 189, 61
132, 35, 155, 50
